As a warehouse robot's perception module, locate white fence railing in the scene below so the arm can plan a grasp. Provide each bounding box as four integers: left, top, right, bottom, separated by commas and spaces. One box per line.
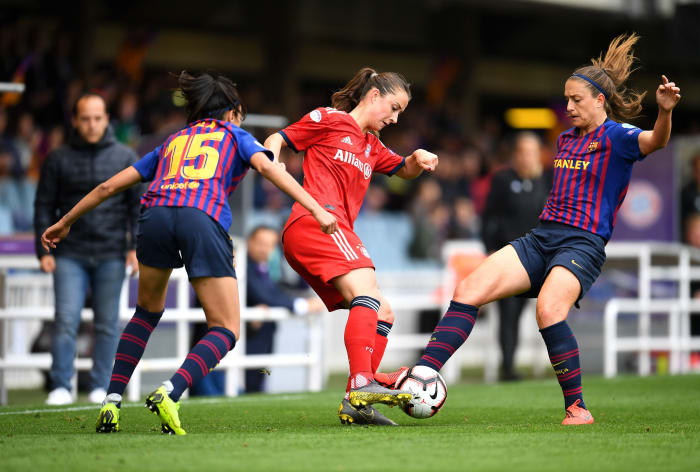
0, 250, 325, 406
603, 242, 700, 377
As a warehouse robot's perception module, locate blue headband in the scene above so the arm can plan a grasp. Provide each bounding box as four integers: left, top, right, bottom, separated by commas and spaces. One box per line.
571, 73, 609, 99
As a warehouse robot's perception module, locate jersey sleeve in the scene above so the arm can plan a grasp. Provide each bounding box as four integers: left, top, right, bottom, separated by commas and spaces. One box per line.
613, 122, 644, 162
278, 108, 332, 152
235, 129, 274, 164
132, 145, 162, 181
371, 137, 405, 176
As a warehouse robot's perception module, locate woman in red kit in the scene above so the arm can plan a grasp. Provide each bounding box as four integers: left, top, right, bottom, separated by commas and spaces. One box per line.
265, 67, 438, 426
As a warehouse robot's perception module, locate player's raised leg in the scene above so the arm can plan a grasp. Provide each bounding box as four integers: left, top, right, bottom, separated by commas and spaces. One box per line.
537, 266, 593, 425
421, 246, 529, 370
96, 263, 170, 433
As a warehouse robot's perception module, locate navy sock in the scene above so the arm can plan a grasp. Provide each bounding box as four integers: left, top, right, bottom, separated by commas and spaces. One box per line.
108, 305, 163, 398
417, 300, 478, 371
169, 326, 236, 401
540, 320, 585, 409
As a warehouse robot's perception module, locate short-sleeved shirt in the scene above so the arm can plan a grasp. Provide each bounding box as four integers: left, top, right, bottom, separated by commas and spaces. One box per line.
278, 107, 405, 229
133, 119, 272, 230
539, 119, 644, 241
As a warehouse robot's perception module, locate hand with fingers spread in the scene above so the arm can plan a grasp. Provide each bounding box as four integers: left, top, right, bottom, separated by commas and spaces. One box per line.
657, 75, 681, 113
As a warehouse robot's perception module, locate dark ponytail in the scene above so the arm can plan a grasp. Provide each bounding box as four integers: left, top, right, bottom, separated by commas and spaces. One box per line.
571, 33, 646, 122
176, 70, 247, 124
331, 67, 411, 112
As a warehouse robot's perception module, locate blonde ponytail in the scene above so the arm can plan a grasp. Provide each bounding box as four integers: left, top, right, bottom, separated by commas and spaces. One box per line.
571, 33, 647, 121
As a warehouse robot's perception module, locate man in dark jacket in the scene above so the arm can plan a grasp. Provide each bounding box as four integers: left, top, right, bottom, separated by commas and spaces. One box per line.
482, 132, 552, 381
34, 92, 141, 405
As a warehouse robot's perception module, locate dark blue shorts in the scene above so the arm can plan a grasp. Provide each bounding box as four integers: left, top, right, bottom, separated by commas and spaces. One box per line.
510, 221, 606, 307
136, 206, 236, 279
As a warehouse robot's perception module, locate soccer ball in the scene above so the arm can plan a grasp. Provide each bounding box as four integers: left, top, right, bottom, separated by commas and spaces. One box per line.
395, 365, 447, 419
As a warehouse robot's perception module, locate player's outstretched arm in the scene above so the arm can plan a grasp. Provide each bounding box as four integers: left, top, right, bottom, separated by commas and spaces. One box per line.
41, 166, 143, 251
395, 149, 438, 179
250, 152, 337, 234
638, 75, 681, 155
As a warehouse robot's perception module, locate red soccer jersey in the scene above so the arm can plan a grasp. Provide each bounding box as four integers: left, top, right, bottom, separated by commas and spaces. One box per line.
279, 107, 405, 229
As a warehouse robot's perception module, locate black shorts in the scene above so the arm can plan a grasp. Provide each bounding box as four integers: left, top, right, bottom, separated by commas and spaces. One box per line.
510, 221, 606, 307
136, 206, 236, 279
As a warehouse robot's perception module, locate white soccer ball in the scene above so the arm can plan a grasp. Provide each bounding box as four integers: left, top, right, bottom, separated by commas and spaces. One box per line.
395, 365, 447, 419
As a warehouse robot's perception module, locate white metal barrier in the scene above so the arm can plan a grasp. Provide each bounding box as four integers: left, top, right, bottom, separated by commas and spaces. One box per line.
603, 242, 700, 377
0, 252, 325, 405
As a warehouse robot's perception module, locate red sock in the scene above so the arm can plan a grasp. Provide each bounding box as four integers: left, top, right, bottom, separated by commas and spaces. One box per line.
345, 296, 379, 380
371, 320, 392, 373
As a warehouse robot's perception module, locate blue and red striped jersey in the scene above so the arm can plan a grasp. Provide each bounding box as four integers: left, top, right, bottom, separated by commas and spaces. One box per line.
132, 119, 272, 230
539, 119, 644, 241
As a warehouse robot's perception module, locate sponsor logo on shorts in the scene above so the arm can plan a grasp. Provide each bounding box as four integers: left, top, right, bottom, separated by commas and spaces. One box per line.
571, 259, 583, 269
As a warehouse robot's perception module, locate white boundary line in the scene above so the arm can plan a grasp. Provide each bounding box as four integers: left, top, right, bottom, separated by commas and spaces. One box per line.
0, 393, 312, 416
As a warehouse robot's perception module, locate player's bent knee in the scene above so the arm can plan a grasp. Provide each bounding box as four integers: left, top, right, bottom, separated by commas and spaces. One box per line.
535, 303, 568, 328
207, 319, 240, 340
453, 276, 486, 307
378, 305, 394, 324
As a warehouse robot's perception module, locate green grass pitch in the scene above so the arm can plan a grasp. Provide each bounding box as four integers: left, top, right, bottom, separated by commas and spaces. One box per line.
1, 374, 699, 472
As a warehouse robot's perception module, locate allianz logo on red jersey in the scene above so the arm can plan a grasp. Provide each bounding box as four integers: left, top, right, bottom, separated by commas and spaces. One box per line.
333, 147, 372, 179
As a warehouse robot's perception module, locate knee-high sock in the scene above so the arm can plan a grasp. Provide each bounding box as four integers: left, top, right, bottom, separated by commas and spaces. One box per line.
417, 300, 477, 371
345, 296, 379, 386
371, 321, 392, 374
169, 326, 236, 402
108, 305, 163, 398
346, 319, 392, 394
540, 320, 585, 409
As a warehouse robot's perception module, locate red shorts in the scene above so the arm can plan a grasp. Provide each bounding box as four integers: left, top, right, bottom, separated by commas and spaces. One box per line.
283, 214, 374, 311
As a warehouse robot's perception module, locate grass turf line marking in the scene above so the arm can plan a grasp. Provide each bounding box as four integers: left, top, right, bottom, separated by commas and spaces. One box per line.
0, 393, 311, 416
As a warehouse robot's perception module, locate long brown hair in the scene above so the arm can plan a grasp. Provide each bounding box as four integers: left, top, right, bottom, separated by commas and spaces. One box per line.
331, 67, 411, 112
571, 33, 646, 122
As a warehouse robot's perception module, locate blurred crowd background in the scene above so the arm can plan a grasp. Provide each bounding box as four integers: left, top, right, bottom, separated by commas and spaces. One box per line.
2, 0, 700, 269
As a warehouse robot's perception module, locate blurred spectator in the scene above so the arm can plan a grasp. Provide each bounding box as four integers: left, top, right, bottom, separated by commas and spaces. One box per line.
680, 152, 700, 242
449, 196, 479, 239
0, 145, 34, 233
34, 92, 141, 405
112, 91, 141, 147
481, 131, 552, 380
244, 225, 324, 393
409, 178, 449, 260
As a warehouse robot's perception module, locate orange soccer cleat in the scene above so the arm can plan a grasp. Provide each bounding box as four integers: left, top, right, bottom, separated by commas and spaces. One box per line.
374, 366, 409, 389
562, 399, 594, 425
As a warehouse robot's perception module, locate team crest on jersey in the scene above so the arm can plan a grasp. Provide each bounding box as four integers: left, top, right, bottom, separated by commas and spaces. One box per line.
587, 141, 599, 152
309, 110, 322, 122
357, 244, 370, 258
365, 144, 371, 157
341, 136, 353, 145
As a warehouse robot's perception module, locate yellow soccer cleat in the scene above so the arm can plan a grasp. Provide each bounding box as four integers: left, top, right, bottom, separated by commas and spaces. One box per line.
145, 386, 186, 435
96, 402, 120, 433
338, 398, 398, 426
348, 380, 413, 408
